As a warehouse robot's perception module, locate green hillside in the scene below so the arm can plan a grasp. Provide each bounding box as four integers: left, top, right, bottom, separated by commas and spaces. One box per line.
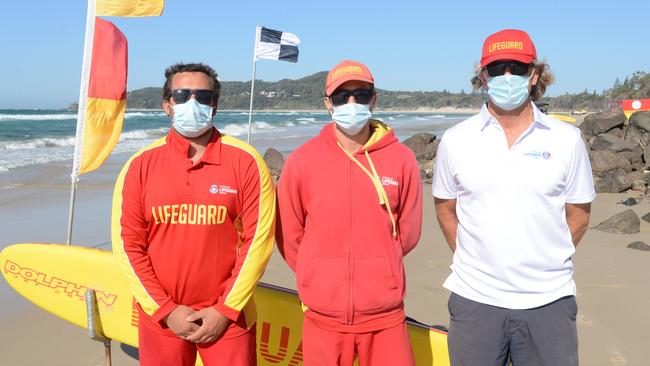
115, 70, 649, 112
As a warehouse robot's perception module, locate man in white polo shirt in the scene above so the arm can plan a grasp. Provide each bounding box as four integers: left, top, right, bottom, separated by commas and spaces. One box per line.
433, 29, 595, 365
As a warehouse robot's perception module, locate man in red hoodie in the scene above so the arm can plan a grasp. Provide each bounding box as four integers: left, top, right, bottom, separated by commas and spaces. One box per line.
276, 60, 422, 365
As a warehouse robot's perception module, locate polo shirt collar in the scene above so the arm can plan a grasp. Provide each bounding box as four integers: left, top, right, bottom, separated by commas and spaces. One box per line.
167, 127, 222, 164
479, 101, 550, 131
531, 103, 551, 129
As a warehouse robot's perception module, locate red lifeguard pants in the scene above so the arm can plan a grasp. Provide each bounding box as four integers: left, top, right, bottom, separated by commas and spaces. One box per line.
138, 308, 256, 366
301, 315, 415, 366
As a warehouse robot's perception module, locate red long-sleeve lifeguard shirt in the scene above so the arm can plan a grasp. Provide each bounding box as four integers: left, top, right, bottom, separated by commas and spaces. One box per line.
112, 128, 275, 328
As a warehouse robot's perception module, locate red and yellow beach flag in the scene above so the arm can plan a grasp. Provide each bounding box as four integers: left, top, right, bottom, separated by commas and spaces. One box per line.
96, 0, 164, 17
620, 99, 650, 120
74, 17, 127, 174
71, 0, 163, 176
67, 0, 164, 243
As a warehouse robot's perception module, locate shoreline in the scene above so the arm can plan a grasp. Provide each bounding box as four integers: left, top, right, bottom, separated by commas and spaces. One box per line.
217, 107, 481, 114
33, 106, 599, 113
0, 112, 466, 184
49, 107, 482, 113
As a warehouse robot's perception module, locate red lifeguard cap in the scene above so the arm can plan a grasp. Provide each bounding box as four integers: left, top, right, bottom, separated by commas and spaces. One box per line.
325, 60, 374, 96
480, 29, 537, 67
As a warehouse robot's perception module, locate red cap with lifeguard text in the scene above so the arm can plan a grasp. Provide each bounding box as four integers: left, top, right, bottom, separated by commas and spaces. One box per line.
325, 60, 374, 96
480, 29, 537, 67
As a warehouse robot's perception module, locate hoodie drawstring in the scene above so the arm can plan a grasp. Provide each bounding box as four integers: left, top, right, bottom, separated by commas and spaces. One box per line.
337, 142, 398, 239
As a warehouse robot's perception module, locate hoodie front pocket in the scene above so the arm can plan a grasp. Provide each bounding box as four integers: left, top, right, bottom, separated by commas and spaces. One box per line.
297, 255, 348, 315
353, 256, 401, 314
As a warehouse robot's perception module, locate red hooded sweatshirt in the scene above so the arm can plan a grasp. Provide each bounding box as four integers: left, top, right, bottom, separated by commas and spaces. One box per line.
277, 121, 422, 333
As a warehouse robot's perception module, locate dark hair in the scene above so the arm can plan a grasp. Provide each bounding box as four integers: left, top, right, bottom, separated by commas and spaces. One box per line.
162, 63, 221, 104
470, 60, 554, 102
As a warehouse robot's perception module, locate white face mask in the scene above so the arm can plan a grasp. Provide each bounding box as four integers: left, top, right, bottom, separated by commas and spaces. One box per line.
331, 103, 372, 135
487, 74, 531, 111
171, 99, 214, 138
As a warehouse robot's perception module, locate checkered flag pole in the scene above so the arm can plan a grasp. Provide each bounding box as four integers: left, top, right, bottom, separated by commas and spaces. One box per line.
247, 26, 301, 142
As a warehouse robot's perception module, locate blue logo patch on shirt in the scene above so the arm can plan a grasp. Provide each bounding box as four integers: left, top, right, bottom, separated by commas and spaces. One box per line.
523, 151, 543, 159
523, 151, 551, 160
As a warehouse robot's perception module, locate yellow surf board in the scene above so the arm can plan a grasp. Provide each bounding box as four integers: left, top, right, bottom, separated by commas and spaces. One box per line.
548, 113, 577, 124
0, 243, 449, 365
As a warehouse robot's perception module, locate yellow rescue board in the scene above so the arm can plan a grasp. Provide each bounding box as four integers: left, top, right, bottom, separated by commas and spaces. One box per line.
548, 113, 577, 124
0, 243, 449, 365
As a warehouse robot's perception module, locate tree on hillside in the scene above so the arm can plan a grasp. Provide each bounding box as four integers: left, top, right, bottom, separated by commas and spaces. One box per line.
117, 70, 649, 111
608, 71, 650, 100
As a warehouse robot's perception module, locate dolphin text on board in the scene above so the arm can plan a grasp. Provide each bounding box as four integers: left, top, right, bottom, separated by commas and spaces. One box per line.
3, 260, 118, 307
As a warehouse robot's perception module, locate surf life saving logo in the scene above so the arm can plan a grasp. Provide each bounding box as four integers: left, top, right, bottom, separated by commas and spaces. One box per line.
381, 176, 398, 187
523, 151, 551, 160
210, 184, 238, 195
259, 322, 303, 365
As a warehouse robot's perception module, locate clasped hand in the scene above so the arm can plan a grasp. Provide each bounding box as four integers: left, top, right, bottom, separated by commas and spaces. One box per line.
165, 305, 231, 344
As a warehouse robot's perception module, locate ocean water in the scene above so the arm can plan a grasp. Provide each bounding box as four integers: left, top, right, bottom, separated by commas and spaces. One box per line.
0, 109, 469, 175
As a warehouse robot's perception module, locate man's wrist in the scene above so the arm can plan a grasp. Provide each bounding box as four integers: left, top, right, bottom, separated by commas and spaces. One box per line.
213, 303, 239, 322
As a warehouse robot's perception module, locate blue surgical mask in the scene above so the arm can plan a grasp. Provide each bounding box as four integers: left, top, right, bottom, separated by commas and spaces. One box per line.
172, 99, 214, 138
331, 103, 372, 135
487, 74, 531, 111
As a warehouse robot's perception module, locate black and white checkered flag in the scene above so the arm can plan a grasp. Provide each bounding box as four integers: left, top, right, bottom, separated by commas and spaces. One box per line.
255, 26, 300, 63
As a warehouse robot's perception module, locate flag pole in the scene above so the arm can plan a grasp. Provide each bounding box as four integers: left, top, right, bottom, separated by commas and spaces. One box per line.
246, 26, 260, 144
67, 0, 97, 245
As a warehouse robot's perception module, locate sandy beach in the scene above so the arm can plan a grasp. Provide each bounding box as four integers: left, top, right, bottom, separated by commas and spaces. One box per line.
1, 146, 649, 365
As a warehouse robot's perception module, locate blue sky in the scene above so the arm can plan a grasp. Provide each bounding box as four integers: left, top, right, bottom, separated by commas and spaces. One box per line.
2, 0, 649, 109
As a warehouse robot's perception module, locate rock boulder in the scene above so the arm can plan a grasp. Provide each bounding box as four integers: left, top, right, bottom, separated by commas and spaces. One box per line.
423, 139, 441, 160
595, 169, 633, 193
403, 133, 435, 161
628, 171, 648, 192
630, 110, 650, 133
419, 159, 435, 179
590, 134, 638, 152
590, 150, 631, 176
579, 111, 626, 137
592, 209, 640, 234
641, 212, 650, 224
263, 148, 285, 178
623, 125, 650, 146
627, 241, 650, 251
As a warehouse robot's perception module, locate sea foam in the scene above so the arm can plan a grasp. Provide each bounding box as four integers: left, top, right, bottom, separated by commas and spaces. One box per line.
0, 114, 77, 122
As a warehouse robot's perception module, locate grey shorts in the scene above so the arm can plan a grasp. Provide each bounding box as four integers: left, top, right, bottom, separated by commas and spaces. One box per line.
447, 293, 578, 366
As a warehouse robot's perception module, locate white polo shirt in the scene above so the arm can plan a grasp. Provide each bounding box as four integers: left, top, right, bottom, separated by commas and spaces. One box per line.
433, 103, 596, 309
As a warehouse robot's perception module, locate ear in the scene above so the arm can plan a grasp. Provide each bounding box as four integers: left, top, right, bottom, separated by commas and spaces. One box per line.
530, 67, 539, 86
212, 102, 218, 117
323, 96, 334, 114
163, 99, 173, 118
369, 93, 377, 112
